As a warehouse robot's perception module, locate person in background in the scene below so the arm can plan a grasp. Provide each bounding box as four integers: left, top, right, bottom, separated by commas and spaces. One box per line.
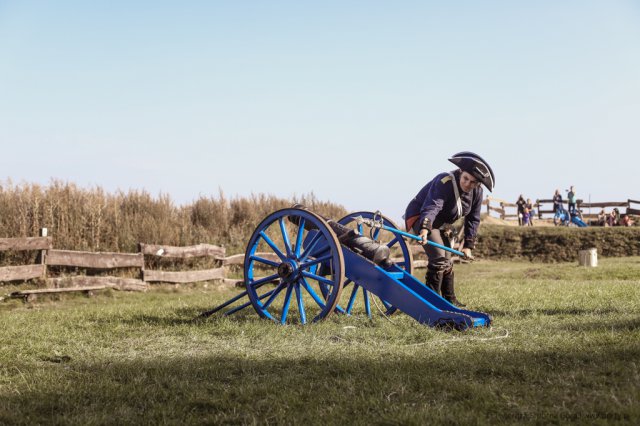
607, 208, 620, 227
597, 209, 607, 226
404, 151, 495, 307
516, 194, 526, 226
526, 198, 535, 226
621, 214, 634, 227
553, 189, 563, 213
567, 186, 577, 215
522, 205, 531, 226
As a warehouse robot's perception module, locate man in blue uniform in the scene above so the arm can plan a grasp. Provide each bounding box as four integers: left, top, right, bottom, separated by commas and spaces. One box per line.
404, 152, 495, 307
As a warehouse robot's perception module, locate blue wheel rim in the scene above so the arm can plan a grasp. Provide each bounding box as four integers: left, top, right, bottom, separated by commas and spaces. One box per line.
336, 211, 413, 317
244, 208, 345, 324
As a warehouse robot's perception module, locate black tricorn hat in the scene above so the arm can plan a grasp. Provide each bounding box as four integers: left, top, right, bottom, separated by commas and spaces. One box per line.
448, 151, 495, 192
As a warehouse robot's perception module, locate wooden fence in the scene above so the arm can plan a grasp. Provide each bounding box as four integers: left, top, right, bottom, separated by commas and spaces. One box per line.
483, 197, 518, 220
484, 197, 640, 221
534, 199, 638, 220
0, 231, 279, 300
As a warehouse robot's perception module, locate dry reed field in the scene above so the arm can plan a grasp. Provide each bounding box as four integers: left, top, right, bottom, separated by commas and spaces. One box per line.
0, 180, 346, 257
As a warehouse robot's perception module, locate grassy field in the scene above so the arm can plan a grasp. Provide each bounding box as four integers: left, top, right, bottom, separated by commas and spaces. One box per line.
1, 258, 639, 425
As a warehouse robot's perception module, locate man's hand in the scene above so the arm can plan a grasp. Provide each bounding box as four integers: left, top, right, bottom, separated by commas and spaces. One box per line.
462, 248, 474, 260
419, 229, 429, 245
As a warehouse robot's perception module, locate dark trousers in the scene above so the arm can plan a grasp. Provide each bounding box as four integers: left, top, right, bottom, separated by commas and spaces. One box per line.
410, 223, 453, 273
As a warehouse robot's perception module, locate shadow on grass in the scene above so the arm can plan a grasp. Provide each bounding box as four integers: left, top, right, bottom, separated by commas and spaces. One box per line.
120, 310, 261, 327
555, 316, 640, 332
117, 303, 335, 327
488, 307, 622, 317
2, 347, 639, 425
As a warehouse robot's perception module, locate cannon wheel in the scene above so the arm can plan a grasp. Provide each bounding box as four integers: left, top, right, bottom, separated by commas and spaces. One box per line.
244, 208, 345, 324
335, 211, 414, 318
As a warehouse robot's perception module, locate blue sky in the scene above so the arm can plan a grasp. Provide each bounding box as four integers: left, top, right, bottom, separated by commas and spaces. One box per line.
1, 1, 639, 222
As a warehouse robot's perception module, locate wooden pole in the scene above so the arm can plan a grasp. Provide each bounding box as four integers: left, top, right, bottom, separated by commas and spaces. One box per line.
39, 228, 48, 279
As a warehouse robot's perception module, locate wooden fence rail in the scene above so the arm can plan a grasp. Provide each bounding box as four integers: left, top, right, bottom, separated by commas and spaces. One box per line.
143, 268, 225, 284
627, 199, 640, 216
485, 197, 640, 220
46, 250, 144, 269
0, 265, 46, 282
139, 243, 225, 259
0, 237, 52, 251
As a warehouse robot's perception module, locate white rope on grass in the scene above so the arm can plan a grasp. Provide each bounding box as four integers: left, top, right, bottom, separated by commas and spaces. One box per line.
402, 327, 510, 346
371, 293, 396, 323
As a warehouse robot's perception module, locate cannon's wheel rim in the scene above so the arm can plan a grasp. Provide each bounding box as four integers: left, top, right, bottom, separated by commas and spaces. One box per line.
244, 208, 345, 324
335, 211, 414, 317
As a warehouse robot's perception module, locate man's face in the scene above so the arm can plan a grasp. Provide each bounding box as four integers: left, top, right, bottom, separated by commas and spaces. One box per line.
460, 171, 480, 193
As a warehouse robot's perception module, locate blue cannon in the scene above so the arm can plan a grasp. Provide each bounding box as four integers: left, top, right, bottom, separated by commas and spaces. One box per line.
201, 207, 491, 331
554, 207, 588, 227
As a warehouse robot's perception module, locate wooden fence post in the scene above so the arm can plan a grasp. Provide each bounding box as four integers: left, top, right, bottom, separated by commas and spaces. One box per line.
39, 228, 48, 279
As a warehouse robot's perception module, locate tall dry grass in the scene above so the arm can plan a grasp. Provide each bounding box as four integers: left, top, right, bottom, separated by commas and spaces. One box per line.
0, 180, 346, 255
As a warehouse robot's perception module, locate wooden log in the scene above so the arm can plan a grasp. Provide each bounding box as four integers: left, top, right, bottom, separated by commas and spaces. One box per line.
223, 252, 280, 266
12, 285, 107, 295
47, 276, 148, 291
0, 237, 52, 252
144, 267, 225, 283
11, 285, 113, 302
46, 250, 144, 269
578, 201, 628, 208
578, 248, 598, 267
628, 199, 640, 205
626, 207, 640, 216
139, 243, 225, 259
0, 264, 45, 282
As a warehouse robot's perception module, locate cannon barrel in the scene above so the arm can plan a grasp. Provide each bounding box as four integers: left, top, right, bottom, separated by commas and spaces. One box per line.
326, 220, 392, 268
287, 204, 392, 267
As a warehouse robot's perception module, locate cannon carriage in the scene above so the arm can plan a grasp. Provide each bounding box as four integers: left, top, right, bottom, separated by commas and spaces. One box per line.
202, 206, 491, 331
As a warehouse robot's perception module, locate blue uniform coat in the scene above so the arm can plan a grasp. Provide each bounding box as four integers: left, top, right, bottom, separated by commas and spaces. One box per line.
405, 170, 483, 249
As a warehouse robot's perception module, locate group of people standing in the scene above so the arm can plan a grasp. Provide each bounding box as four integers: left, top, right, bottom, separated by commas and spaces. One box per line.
552, 187, 578, 215
516, 195, 536, 226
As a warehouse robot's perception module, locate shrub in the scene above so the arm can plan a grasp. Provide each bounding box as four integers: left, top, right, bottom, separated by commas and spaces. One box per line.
476, 225, 640, 262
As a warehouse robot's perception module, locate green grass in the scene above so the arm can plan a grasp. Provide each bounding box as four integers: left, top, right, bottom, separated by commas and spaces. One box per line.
1, 258, 640, 425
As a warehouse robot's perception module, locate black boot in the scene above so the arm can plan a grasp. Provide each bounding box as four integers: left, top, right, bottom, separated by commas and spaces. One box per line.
425, 269, 443, 295
441, 270, 466, 307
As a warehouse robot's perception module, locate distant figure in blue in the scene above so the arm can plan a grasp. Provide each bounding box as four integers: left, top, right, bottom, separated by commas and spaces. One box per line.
404, 152, 495, 307
552, 189, 563, 214
526, 198, 535, 226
